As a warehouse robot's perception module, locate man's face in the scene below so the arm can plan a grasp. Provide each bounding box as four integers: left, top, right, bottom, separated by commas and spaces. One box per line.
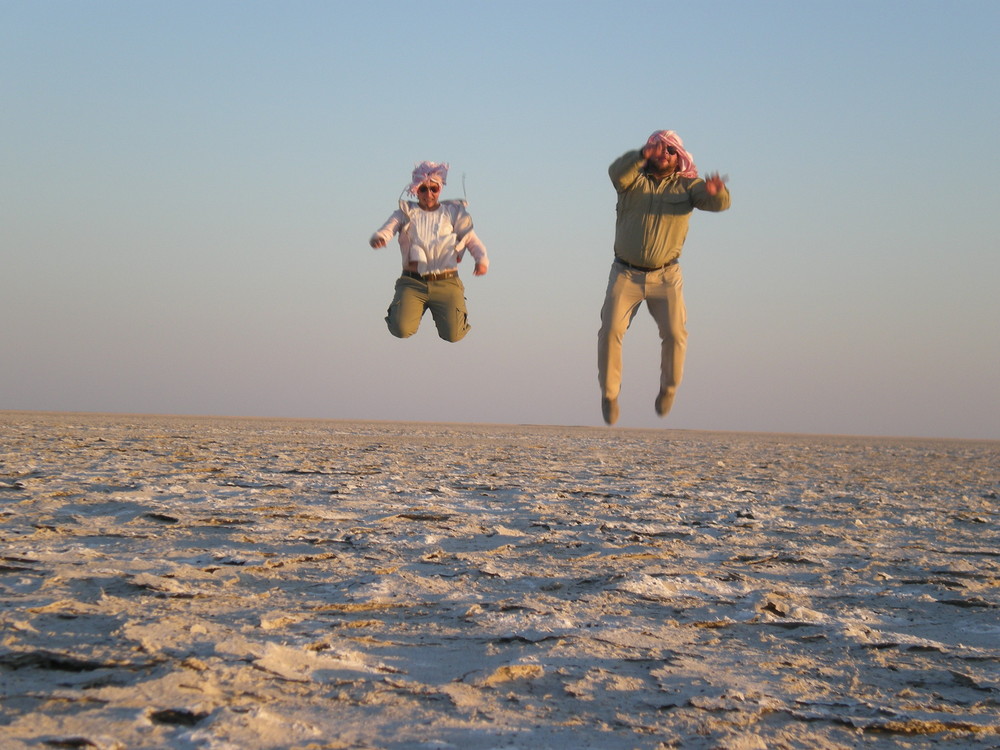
646, 144, 678, 176
417, 181, 441, 210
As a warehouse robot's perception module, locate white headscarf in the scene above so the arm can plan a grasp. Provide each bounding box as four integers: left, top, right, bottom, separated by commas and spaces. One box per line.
406, 161, 449, 195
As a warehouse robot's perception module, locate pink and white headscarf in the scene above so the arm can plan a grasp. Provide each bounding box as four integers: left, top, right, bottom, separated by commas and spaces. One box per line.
406, 161, 449, 195
646, 130, 697, 178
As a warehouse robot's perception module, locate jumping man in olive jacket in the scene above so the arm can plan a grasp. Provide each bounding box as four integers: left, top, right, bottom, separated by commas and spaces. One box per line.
598, 130, 730, 425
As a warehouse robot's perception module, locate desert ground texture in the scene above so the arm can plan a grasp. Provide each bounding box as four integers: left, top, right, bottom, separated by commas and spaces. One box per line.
1, 411, 998, 749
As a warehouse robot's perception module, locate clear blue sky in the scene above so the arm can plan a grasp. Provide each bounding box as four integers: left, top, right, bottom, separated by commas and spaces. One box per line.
3, 1, 998, 439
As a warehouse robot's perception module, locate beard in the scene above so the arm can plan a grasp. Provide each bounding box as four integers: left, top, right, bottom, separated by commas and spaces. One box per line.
646, 158, 677, 178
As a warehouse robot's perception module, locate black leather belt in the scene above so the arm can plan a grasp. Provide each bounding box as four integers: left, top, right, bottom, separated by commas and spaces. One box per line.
615, 257, 677, 272
403, 269, 458, 282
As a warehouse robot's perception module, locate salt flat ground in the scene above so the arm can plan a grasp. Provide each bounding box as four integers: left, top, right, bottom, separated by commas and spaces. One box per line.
0, 412, 997, 750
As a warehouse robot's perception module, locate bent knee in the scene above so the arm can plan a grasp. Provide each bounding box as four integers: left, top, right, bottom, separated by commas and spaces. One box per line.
433, 306, 470, 342
387, 320, 419, 339
438, 327, 469, 343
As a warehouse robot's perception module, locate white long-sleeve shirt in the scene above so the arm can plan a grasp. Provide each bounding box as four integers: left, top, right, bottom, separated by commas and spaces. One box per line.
370, 199, 489, 276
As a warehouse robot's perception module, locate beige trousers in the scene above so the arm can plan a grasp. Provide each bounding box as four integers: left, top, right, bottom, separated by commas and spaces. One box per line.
597, 261, 688, 401
385, 274, 470, 342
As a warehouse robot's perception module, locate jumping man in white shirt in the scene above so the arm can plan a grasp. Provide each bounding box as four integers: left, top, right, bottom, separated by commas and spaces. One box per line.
369, 162, 489, 342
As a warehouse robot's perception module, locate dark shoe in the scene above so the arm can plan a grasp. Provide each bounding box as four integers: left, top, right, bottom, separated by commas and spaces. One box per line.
602, 397, 619, 426
655, 390, 675, 417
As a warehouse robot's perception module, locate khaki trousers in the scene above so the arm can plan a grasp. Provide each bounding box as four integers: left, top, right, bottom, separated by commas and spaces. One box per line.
386, 274, 470, 342
597, 261, 688, 401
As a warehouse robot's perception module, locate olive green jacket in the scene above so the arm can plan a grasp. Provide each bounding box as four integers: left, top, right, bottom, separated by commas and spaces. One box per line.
609, 150, 730, 268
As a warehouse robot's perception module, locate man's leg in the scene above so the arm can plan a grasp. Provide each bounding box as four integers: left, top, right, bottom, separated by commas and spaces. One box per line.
426, 276, 471, 343
597, 264, 645, 421
645, 264, 688, 416
385, 276, 428, 338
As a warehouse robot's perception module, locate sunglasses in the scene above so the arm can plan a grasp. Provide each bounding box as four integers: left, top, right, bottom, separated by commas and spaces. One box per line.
418, 184, 441, 194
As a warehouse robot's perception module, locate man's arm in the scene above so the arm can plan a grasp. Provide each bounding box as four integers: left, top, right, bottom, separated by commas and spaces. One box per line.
689, 174, 731, 212
608, 149, 645, 192
369, 209, 405, 248
452, 204, 489, 276
463, 231, 489, 276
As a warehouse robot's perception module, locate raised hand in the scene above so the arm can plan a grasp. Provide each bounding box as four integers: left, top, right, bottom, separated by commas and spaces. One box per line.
704, 172, 728, 196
